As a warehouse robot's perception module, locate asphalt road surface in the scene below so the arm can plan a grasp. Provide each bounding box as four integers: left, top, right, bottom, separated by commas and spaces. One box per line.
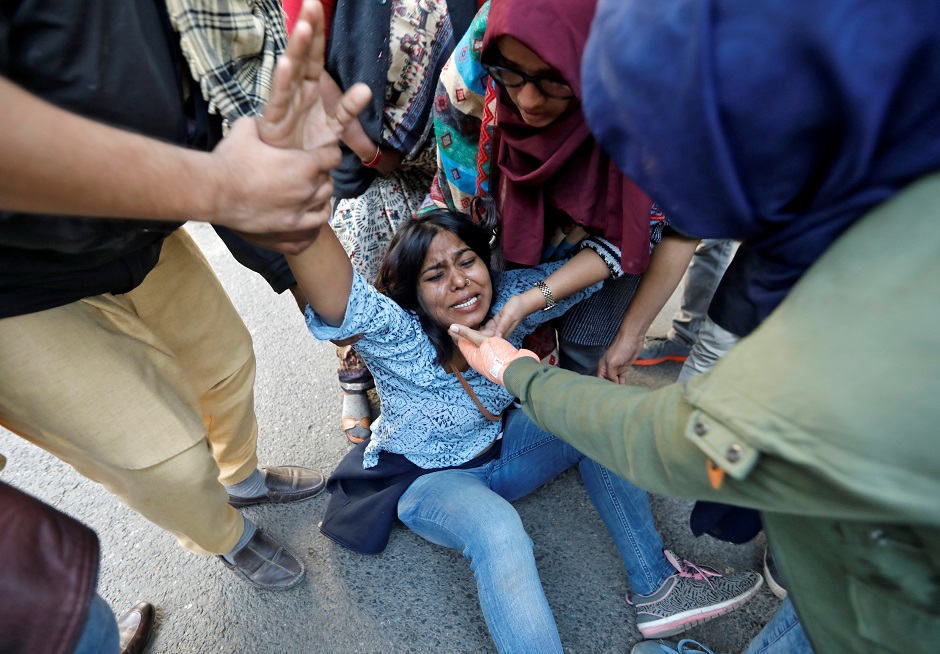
0, 223, 779, 653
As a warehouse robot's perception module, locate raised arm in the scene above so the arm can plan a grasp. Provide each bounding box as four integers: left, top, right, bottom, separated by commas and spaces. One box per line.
0, 0, 370, 256
268, 1, 372, 325
284, 225, 353, 327
0, 75, 333, 250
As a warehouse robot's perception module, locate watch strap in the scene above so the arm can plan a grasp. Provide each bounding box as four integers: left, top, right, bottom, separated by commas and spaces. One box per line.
533, 280, 556, 311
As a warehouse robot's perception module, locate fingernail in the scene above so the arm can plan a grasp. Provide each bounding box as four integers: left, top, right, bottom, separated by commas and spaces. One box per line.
449, 324, 459, 333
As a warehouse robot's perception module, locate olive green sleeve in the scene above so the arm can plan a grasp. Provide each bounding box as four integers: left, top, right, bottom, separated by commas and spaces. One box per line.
504, 174, 940, 528
503, 359, 799, 512
504, 358, 717, 500
504, 354, 940, 524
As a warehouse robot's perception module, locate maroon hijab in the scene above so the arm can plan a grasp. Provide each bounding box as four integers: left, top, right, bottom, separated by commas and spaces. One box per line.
484, 0, 653, 273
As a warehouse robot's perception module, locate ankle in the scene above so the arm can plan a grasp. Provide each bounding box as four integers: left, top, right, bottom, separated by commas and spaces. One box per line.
221, 516, 257, 563
225, 468, 266, 499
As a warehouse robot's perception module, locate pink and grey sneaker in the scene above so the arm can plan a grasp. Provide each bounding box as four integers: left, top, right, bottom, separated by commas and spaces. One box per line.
629, 550, 763, 639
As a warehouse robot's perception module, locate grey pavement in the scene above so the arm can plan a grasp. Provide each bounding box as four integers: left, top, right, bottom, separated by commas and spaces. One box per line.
0, 223, 780, 653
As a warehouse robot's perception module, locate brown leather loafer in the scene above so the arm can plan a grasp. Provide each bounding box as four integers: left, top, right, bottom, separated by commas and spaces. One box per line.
118, 601, 155, 654
219, 529, 305, 590
228, 466, 326, 508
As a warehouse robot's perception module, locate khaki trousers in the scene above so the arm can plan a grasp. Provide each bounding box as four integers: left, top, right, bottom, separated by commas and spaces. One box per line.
0, 229, 257, 555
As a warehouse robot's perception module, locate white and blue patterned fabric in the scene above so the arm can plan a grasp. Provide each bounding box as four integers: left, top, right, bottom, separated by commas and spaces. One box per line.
305, 261, 602, 469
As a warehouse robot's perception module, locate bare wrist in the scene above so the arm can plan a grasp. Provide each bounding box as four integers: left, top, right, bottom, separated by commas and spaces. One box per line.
198, 152, 236, 225
522, 289, 539, 315
361, 147, 402, 175
164, 149, 226, 224
524, 287, 545, 315
617, 314, 651, 339
361, 143, 383, 167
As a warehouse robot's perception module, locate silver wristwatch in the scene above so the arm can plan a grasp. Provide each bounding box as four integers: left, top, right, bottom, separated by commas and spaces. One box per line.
533, 280, 556, 311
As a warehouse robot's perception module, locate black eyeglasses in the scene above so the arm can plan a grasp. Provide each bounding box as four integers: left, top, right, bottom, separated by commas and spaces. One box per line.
481, 63, 575, 100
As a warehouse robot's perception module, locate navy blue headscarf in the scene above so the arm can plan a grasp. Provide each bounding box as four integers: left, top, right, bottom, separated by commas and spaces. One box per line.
582, 0, 940, 320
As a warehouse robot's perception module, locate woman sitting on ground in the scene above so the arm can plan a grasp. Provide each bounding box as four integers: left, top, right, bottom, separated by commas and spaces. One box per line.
286, 210, 761, 652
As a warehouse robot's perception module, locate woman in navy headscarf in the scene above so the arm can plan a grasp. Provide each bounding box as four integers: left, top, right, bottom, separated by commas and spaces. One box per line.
582, 0, 940, 320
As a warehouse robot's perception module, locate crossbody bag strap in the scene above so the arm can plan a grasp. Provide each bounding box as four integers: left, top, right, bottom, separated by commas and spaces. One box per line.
451, 366, 502, 422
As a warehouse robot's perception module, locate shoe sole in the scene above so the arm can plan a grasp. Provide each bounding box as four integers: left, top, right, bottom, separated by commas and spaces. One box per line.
342, 417, 371, 444
345, 432, 368, 445
638, 575, 763, 639
342, 391, 373, 444
632, 355, 689, 366
763, 558, 788, 600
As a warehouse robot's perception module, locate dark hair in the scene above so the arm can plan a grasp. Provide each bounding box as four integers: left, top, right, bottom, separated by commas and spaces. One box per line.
376, 210, 496, 366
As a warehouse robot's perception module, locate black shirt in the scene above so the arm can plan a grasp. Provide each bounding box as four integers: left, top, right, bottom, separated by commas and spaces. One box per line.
0, 0, 189, 317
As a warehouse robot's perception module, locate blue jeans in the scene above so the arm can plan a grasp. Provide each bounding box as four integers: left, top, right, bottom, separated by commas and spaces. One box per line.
397, 408, 674, 654
73, 593, 119, 654
558, 339, 608, 376
743, 598, 813, 654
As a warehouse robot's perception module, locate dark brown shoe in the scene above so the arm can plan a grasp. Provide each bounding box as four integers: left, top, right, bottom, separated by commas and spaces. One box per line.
218, 529, 305, 590
228, 466, 326, 508
118, 601, 155, 654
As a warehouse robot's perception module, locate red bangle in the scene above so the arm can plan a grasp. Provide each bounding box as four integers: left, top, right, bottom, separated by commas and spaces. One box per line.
362, 144, 383, 168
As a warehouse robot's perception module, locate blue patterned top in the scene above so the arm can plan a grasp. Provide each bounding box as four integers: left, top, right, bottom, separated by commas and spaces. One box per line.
305, 261, 602, 469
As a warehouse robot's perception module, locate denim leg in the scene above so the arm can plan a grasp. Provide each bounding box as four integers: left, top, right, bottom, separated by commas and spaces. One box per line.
579, 458, 674, 595
73, 593, 119, 654
398, 468, 564, 654
490, 410, 673, 595
486, 408, 586, 501
743, 598, 814, 654
670, 239, 736, 347
558, 339, 609, 376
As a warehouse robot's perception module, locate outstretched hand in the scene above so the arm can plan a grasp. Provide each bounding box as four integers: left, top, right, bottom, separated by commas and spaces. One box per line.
210, 117, 340, 254
449, 324, 539, 386
259, 1, 371, 152
215, 0, 371, 254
